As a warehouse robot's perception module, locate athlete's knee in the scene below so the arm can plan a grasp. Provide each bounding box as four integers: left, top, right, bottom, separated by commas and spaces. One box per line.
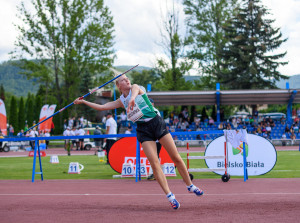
170, 154, 183, 165
150, 160, 161, 170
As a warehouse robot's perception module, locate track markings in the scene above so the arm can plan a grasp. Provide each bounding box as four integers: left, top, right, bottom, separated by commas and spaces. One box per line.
1, 192, 300, 196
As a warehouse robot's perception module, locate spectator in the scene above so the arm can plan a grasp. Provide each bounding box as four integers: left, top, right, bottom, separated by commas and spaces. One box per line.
269, 118, 275, 127
203, 117, 209, 127
80, 116, 84, 127
226, 123, 232, 130
8, 124, 14, 137
0, 131, 3, 148
208, 117, 214, 126
77, 126, 85, 150
44, 130, 50, 149
257, 124, 262, 134
180, 120, 189, 131
102, 115, 107, 125
249, 116, 254, 125
63, 119, 68, 130
290, 131, 296, 141
94, 126, 103, 154
24, 124, 29, 132
17, 129, 24, 137
194, 115, 201, 128
232, 117, 237, 128
63, 127, 71, 155
125, 126, 132, 134
68, 117, 73, 129
120, 111, 127, 127
72, 117, 78, 128
280, 116, 286, 125
293, 124, 299, 134
70, 126, 78, 150
244, 116, 250, 125
28, 128, 39, 151
292, 108, 297, 118
294, 116, 300, 124
105, 112, 117, 165
182, 107, 189, 121
218, 122, 224, 130
285, 125, 290, 133
266, 123, 272, 135
281, 132, 287, 146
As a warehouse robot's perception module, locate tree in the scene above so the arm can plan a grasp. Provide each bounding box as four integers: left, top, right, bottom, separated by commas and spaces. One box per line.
18, 97, 25, 132
9, 96, 18, 133
155, 1, 192, 91
26, 94, 34, 127
131, 70, 160, 91
34, 95, 43, 123
211, 105, 217, 121
201, 107, 208, 120
183, 0, 239, 86
219, 0, 288, 89
0, 84, 5, 101
12, 0, 115, 110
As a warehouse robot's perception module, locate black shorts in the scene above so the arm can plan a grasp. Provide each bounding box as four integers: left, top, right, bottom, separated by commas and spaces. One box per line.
136, 115, 169, 143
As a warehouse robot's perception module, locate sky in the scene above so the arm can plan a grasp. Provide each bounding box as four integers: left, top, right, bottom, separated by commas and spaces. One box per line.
0, 0, 300, 76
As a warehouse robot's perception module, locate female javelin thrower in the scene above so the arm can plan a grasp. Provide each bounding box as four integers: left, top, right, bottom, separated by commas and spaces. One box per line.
74, 74, 203, 210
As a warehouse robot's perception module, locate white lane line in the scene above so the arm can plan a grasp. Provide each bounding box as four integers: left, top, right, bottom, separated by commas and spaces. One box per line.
0, 192, 300, 196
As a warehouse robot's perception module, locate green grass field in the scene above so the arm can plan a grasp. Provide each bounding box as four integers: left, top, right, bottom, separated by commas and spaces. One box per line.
0, 151, 299, 180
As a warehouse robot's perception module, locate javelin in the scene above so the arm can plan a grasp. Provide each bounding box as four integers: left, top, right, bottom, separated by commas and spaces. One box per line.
24, 64, 139, 134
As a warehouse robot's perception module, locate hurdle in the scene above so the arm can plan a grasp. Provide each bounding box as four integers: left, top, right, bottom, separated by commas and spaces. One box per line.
187, 141, 229, 182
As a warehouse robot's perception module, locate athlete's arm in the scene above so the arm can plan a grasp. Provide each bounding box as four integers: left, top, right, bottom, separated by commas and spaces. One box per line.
74, 98, 124, 111
127, 84, 144, 112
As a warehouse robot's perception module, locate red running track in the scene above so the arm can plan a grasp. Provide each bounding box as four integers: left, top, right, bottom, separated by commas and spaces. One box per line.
0, 178, 300, 223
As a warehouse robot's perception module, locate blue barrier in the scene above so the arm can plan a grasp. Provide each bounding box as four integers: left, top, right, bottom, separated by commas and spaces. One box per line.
0, 130, 224, 183
0, 130, 224, 142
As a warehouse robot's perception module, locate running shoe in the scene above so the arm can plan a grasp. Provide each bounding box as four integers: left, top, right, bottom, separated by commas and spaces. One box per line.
169, 198, 180, 210
147, 174, 155, 181
188, 185, 204, 196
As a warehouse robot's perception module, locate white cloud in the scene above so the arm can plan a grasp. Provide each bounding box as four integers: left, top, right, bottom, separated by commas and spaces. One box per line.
262, 0, 300, 76
0, 0, 299, 76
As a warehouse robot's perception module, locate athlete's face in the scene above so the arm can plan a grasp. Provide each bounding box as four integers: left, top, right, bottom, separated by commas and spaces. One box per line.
117, 75, 131, 90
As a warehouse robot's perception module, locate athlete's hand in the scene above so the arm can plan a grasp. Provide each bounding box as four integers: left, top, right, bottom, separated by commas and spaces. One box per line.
127, 99, 135, 113
74, 97, 84, 105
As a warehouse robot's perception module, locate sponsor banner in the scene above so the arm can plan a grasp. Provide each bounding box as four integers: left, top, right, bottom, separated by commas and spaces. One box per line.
0, 99, 7, 136
28, 151, 46, 157
38, 105, 49, 131
109, 137, 174, 174
205, 134, 277, 176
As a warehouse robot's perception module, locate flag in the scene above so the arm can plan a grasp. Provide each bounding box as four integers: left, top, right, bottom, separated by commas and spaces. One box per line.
45, 105, 56, 132
224, 129, 248, 148
0, 99, 7, 136
38, 104, 49, 131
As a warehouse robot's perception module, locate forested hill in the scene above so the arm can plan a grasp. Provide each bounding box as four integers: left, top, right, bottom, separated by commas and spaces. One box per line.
1, 61, 299, 97
0, 61, 39, 97
0, 62, 152, 97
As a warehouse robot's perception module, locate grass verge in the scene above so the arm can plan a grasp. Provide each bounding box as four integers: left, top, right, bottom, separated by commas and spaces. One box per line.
0, 151, 299, 180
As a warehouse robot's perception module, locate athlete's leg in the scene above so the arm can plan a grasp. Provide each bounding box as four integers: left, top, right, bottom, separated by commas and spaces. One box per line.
142, 141, 171, 195
159, 133, 192, 186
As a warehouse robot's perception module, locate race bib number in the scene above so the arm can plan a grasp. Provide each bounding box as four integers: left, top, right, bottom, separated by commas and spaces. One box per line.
127, 104, 143, 122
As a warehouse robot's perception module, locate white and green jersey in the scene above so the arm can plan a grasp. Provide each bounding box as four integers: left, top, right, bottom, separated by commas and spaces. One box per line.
120, 86, 158, 123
